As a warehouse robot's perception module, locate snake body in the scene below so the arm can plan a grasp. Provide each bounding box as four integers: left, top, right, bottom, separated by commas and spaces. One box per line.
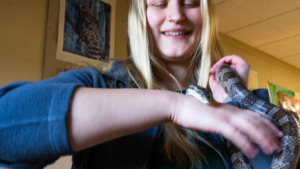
187, 64, 300, 169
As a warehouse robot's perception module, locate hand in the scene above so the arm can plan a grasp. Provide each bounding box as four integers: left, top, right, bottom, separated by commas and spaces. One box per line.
171, 96, 283, 158
209, 55, 251, 102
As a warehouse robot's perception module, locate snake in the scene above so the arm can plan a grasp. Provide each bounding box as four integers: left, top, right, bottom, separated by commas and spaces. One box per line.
186, 64, 300, 169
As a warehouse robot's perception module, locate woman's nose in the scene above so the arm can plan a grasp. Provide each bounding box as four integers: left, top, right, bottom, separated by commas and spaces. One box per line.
167, 4, 186, 23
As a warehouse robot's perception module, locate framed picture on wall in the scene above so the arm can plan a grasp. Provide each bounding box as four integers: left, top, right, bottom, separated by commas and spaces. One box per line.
267, 82, 297, 113
56, 0, 116, 66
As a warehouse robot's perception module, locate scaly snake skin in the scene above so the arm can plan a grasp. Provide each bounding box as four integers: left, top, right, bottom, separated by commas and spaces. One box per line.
186, 64, 300, 169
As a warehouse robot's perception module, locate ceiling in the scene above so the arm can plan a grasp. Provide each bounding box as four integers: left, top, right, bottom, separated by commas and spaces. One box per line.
212, 0, 300, 69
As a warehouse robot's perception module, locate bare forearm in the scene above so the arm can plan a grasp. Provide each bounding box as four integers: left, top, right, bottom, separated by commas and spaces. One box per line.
66, 87, 283, 159
67, 87, 175, 152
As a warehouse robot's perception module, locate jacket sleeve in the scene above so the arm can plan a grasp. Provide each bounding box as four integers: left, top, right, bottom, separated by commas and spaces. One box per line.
0, 67, 115, 164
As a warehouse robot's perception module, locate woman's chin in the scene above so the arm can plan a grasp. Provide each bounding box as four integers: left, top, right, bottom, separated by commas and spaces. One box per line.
159, 54, 192, 64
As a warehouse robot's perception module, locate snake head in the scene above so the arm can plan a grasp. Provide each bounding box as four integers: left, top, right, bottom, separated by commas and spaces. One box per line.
186, 85, 214, 104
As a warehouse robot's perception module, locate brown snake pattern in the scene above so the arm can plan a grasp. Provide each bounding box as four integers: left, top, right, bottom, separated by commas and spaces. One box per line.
186, 64, 300, 168
216, 64, 300, 169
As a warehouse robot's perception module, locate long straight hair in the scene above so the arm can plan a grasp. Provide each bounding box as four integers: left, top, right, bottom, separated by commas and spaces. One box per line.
126, 0, 224, 168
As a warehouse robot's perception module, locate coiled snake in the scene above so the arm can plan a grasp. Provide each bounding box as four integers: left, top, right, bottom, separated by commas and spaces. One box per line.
186, 64, 300, 169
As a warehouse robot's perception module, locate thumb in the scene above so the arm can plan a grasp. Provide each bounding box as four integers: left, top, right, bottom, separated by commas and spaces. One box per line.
209, 74, 218, 90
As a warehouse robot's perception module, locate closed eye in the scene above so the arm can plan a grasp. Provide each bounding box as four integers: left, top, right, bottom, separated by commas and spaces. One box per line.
183, 0, 200, 8
183, 3, 199, 8
153, 3, 168, 8
184, 3, 195, 7
147, 0, 168, 8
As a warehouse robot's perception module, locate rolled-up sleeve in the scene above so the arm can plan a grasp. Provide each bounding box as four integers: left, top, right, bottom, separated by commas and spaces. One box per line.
0, 67, 114, 164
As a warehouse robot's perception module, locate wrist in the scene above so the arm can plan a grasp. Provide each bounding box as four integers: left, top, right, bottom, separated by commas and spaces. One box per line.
162, 90, 183, 123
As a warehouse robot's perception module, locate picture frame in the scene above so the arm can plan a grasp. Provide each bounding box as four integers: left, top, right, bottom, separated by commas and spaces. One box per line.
56, 0, 116, 67
267, 81, 297, 113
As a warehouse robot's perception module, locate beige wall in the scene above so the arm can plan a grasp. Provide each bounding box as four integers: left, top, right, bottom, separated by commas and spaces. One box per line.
221, 34, 300, 93
114, 0, 130, 60
0, 0, 130, 86
0, 0, 48, 87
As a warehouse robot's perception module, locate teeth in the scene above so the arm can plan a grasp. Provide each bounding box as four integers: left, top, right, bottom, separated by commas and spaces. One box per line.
164, 31, 188, 36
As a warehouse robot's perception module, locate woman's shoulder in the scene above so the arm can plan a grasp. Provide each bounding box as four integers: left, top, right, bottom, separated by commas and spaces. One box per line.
103, 60, 131, 83
48, 59, 135, 88
56, 60, 128, 81
102, 59, 138, 86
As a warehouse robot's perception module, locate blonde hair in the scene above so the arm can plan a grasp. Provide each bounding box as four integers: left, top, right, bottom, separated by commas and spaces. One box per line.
126, 0, 224, 168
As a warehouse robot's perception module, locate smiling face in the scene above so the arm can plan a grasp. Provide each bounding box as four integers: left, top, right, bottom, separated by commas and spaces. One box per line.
146, 0, 202, 64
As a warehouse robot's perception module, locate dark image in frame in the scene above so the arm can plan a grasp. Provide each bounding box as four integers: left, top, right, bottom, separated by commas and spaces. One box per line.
57, 0, 116, 66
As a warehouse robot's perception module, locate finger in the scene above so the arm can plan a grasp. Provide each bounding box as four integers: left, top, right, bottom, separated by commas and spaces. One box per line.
210, 56, 235, 73
275, 145, 284, 154
208, 74, 218, 90
246, 111, 283, 138
217, 123, 259, 158
209, 75, 229, 102
231, 113, 280, 155
210, 55, 247, 73
217, 55, 245, 66
211, 56, 250, 87
256, 113, 283, 138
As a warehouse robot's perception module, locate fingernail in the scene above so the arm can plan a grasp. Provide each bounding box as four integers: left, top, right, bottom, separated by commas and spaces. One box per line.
278, 131, 284, 137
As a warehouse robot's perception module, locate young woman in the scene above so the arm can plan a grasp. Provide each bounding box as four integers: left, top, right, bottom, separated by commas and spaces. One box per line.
0, 0, 283, 168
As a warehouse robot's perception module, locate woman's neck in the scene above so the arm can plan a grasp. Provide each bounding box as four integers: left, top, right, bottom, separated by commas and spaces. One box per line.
161, 62, 190, 91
